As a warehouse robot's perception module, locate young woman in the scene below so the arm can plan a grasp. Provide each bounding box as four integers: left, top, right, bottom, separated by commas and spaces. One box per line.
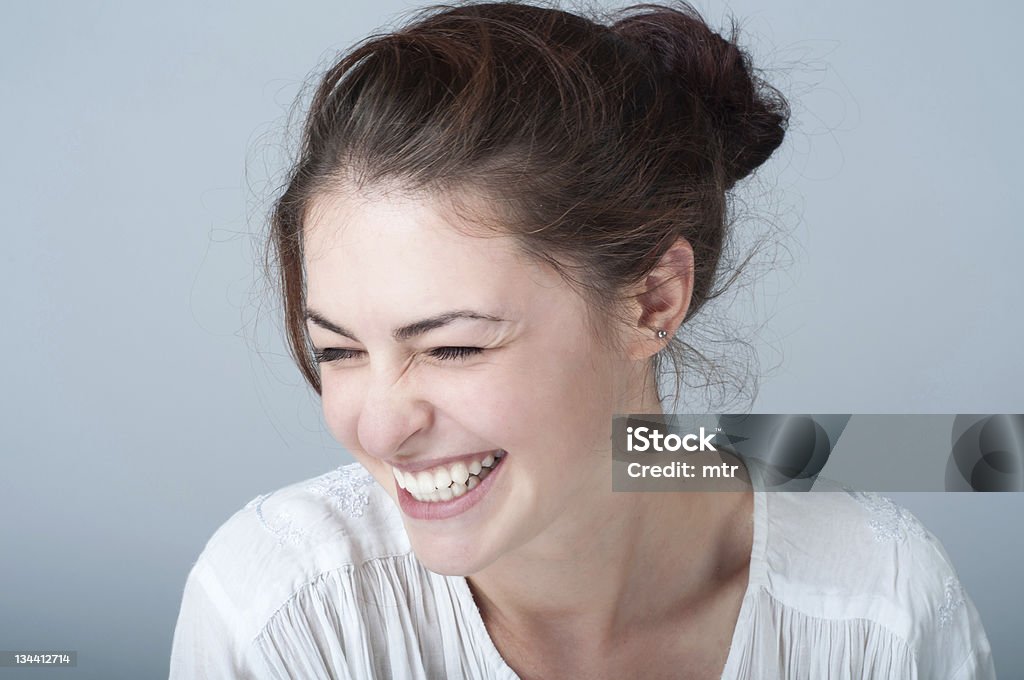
171, 2, 995, 677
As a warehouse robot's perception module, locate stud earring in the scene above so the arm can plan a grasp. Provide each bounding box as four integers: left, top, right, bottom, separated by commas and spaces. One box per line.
656, 329, 668, 339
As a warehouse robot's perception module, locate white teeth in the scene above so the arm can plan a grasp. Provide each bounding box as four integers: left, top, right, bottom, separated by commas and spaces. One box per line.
416, 471, 435, 493
451, 461, 469, 485
396, 450, 505, 502
433, 467, 453, 490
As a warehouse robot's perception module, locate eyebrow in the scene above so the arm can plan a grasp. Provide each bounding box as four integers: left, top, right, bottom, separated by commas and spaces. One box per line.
305, 309, 507, 343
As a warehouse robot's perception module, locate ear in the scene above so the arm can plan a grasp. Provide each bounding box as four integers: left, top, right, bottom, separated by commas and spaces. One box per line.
625, 237, 694, 361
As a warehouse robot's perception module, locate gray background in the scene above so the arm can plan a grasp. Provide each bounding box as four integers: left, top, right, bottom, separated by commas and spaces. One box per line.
1, 0, 1020, 678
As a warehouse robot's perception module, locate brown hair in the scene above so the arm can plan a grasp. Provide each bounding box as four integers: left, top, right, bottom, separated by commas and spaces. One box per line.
265, 0, 789, 402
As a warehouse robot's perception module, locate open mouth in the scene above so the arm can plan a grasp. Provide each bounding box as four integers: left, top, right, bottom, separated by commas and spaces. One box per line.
392, 450, 506, 503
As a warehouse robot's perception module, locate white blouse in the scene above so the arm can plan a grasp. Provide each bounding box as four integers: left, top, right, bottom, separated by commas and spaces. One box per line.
170, 461, 996, 679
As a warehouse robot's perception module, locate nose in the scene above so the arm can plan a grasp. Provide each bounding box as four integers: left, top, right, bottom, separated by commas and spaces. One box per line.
356, 367, 432, 461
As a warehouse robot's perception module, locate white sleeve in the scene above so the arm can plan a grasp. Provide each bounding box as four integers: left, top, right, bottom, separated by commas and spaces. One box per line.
940, 592, 997, 680
169, 558, 266, 679
911, 538, 997, 680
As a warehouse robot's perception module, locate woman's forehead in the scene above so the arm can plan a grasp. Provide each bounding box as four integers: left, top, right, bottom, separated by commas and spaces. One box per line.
304, 189, 505, 256
302, 190, 568, 318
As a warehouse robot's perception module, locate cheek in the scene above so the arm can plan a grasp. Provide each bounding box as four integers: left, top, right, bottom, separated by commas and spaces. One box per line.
482, 346, 615, 444
514, 344, 618, 450
320, 374, 363, 450
430, 370, 520, 442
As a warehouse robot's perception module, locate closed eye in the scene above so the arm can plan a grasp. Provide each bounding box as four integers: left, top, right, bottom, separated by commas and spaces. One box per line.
313, 348, 364, 364
428, 346, 483, 361
312, 346, 484, 364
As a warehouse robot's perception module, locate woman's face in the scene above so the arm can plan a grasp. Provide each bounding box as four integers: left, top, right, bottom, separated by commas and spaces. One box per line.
303, 188, 638, 576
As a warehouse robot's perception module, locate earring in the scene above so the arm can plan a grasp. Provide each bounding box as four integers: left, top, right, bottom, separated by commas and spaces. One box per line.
656, 329, 668, 339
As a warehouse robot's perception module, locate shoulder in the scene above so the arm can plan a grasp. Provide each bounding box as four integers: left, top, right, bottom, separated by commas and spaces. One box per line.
757, 480, 994, 677
761, 482, 953, 617
184, 463, 410, 642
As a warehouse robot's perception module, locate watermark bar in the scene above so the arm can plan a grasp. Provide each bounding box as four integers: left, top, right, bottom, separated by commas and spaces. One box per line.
612, 414, 1024, 492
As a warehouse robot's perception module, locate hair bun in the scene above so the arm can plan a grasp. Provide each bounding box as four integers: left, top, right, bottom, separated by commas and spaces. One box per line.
611, 3, 789, 188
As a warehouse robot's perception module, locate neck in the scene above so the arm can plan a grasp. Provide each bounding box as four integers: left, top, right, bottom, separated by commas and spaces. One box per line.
466, 383, 753, 649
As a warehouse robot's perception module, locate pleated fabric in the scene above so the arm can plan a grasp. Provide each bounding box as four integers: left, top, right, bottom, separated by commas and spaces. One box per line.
170, 463, 996, 679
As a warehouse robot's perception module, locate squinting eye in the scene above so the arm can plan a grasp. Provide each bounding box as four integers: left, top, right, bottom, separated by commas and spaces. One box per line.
313, 348, 364, 364
429, 346, 483, 361
313, 347, 483, 364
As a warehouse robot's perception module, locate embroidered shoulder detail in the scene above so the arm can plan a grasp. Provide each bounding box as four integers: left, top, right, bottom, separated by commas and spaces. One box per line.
250, 492, 306, 547
306, 464, 374, 519
844, 489, 931, 543
244, 493, 268, 510
937, 576, 966, 628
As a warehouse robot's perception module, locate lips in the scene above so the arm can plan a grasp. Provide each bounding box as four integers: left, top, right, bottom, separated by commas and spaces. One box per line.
394, 450, 507, 521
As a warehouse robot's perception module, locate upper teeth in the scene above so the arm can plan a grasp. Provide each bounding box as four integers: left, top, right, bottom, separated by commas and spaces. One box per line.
393, 450, 504, 496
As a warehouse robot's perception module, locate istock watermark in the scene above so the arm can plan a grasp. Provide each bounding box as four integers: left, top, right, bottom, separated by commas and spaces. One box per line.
626, 425, 718, 452
611, 414, 1024, 492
